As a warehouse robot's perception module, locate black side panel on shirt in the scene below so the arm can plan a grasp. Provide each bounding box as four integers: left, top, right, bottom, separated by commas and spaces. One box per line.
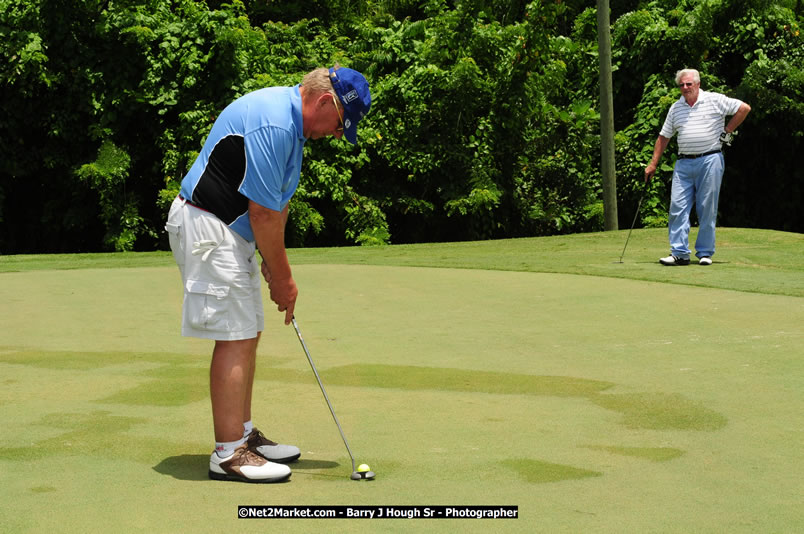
191, 135, 249, 225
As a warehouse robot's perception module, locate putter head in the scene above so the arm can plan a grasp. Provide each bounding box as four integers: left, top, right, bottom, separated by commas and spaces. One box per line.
351, 470, 376, 481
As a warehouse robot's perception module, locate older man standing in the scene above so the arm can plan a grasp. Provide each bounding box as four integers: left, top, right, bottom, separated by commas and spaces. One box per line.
644, 68, 750, 266
165, 66, 371, 483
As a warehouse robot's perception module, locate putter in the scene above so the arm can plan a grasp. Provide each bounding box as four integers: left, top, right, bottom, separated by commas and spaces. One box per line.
616, 183, 648, 263
291, 316, 375, 481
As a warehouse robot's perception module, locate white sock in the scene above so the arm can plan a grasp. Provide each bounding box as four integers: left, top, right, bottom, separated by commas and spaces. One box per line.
214, 437, 246, 458
243, 420, 254, 439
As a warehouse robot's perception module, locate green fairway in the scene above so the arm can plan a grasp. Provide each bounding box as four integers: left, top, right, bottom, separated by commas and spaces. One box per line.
3, 227, 802, 297
0, 229, 802, 533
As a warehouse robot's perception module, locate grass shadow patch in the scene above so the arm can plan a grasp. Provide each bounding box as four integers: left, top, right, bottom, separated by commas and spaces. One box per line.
501, 458, 602, 483
591, 392, 728, 431
96, 379, 209, 406
0, 348, 149, 370
586, 445, 685, 462
0, 347, 195, 372
317, 364, 615, 397
0, 411, 148, 462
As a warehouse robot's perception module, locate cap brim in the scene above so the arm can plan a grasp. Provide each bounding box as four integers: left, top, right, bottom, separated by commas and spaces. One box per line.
344, 123, 358, 144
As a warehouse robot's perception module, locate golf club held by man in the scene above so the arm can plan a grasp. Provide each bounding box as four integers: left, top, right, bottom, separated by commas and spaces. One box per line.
644, 68, 750, 267
165, 65, 371, 483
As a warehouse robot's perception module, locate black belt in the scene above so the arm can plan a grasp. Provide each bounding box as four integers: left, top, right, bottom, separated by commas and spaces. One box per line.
678, 150, 721, 159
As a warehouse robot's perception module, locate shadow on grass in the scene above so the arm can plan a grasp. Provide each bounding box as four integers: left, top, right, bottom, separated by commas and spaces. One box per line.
153, 455, 210, 481
153, 456, 341, 481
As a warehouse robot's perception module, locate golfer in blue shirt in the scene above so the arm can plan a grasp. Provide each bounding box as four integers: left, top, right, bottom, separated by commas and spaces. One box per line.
165, 66, 371, 483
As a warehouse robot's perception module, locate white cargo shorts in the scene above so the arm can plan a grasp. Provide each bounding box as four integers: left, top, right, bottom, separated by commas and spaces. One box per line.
165, 196, 264, 340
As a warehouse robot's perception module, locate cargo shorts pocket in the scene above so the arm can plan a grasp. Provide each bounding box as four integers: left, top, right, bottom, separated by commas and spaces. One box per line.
165, 222, 183, 266
184, 279, 231, 333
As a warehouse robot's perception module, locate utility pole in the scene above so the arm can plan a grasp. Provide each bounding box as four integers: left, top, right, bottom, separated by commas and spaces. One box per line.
597, 0, 618, 230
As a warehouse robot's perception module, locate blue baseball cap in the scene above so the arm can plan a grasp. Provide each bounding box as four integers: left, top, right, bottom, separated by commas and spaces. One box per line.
329, 67, 371, 145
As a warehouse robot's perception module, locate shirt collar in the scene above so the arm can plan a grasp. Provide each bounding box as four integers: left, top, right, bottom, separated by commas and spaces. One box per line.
680, 89, 709, 107
290, 84, 306, 142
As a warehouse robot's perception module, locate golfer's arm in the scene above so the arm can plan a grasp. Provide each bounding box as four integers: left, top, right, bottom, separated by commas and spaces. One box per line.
725, 102, 751, 134
249, 201, 291, 282
649, 135, 671, 167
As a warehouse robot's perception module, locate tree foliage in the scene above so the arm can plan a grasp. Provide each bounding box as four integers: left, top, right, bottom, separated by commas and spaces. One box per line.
0, 0, 801, 253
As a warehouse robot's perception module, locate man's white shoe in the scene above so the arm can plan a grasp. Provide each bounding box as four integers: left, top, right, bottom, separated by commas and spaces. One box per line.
659, 255, 690, 266
699, 256, 712, 266
246, 428, 301, 463
209, 443, 291, 483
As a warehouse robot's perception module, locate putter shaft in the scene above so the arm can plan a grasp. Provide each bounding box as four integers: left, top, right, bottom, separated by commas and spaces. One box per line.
291, 317, 357, 473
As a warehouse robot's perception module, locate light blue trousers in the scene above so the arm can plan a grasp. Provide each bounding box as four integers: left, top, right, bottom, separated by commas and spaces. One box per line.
668, 152, 724, 259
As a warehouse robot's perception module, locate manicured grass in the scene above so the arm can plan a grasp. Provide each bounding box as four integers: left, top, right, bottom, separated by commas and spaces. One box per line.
0, 229, 802, 533
2, 227, 802, 296
0, 250, 172, 272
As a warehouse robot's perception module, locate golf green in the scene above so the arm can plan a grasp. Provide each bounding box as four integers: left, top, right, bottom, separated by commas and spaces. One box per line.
0, 256, 801, 532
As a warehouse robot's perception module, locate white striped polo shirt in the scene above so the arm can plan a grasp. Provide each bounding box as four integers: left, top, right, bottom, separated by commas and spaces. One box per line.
660, 90, 743, 155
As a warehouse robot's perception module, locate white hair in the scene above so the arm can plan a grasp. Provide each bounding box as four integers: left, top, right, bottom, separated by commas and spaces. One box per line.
675, 69, 701, 85
301, 67, 337, 97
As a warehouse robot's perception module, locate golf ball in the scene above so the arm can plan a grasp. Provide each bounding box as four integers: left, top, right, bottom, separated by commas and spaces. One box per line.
357, 463, 371, 473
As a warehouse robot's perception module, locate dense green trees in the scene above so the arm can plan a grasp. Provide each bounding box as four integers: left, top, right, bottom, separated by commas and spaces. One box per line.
1, 0, 801, 253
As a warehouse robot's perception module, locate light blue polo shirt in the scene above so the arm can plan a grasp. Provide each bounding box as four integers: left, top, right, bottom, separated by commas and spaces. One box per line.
179, 85, 306, 242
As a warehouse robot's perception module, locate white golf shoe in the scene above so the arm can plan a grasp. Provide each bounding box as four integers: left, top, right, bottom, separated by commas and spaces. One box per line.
659, 255, 690, 266
246, 428, 301, 463
699, 256, 712, 266
209, 443, 291, 483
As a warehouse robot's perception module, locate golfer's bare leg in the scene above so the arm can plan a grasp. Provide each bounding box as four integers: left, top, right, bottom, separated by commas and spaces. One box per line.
242, 332, 261, 424
210, 337, 258, 442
